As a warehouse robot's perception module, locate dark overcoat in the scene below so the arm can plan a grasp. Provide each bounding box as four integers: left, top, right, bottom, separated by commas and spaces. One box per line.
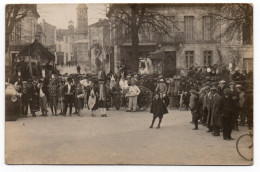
210, 93, 223, 127
150, 97, 168, 117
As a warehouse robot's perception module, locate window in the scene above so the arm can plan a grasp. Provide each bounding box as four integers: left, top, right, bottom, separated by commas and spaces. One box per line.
185, 51, 194, 68
203, 16, 212, 40
204, 51, 212, 67
184, 16, 194, 40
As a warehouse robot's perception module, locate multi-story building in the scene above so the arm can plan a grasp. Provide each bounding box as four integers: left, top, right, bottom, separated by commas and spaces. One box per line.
54, 4, 90, 71
9, 4, 41, 64
40, 19, 57, 61
107, 4, 253, 76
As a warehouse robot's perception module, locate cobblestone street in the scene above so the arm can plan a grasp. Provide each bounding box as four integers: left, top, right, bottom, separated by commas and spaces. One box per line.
5, 108, 252, 165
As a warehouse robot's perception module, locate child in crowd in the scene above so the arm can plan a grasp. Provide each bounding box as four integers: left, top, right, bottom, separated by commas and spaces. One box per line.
150, 92, 168, 129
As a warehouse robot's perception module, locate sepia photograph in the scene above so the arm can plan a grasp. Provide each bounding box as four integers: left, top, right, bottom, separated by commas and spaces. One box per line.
4, 3, 254, 165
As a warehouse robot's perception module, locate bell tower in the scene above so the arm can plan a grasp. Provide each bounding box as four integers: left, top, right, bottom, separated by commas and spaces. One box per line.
76, 4, 88, 35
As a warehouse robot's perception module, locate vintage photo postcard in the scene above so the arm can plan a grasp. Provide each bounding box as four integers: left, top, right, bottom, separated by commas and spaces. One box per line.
5, 3, 253, 165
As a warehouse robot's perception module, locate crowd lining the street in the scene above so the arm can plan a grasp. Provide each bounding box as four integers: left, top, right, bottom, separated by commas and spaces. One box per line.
7, 64, 253, 141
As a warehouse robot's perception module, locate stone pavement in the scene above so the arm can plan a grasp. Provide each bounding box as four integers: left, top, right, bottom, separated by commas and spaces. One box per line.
5, 108, 252, 165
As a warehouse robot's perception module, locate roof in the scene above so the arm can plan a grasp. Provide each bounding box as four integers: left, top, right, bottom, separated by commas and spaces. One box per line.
89, 19, 109, 27
18, 39, 55, 62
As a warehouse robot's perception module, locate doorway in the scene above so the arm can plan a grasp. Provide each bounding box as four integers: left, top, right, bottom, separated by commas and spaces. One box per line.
163, 51, 176, 77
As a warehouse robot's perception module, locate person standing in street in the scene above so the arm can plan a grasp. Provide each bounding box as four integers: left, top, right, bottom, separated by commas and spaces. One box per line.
29, 79, 40, 117
63, 77, 75, 116
19, 81, 30, 117
38, 80, 48, 117
57, 80, 64, 115
88, 82, 98, 117
222, 88, 234, 141
189, 90, 200, 130
98, 79, 108, 117
74, 82, 84, 117
77, 65, 81, 74
150, 92, 168, 129
126, 80, 141, 112
229, 82, 240, 131
48, 74, 59, 116
210, 87, 223, 136
111, 79, 122, 110
155, 79, 167, 99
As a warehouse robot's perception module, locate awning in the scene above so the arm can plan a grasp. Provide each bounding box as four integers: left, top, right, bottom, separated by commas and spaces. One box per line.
18, 39, 55, 63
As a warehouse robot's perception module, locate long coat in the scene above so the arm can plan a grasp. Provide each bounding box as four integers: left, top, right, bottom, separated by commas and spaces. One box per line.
29, 85, 40, 112
210, 93, 223, 127
150, 97, 168, 117
222, 96, 233, 118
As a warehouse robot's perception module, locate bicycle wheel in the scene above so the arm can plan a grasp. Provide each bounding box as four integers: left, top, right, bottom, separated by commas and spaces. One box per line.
236, 133, 253, 161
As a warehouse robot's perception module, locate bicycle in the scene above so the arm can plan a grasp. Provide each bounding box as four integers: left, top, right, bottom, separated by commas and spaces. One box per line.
236, 131, 253, 161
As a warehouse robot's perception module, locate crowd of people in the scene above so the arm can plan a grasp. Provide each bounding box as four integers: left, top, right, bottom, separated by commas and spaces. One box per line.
8, 64, 253, 140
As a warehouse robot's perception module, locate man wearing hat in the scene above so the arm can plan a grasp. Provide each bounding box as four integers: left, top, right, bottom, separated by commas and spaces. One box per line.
222, 88, 234, 140
218, 80, 226, 97
19, 81, 30, 117
229, 82, 240, 131
38, 79, 48, 116
189, 89, 200, 130
209, 86, 222, 136
63, 77, 75, 116
155, 79, 167, 99
29, 78, 40, 117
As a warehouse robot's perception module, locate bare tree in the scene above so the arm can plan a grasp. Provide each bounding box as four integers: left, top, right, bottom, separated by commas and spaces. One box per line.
5, 4, 36, 64
202, 3, 253, 45
106, 4, 178, 71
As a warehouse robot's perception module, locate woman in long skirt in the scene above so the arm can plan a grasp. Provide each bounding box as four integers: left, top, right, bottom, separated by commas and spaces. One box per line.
112, 80, 122, 110
48, 77, 58, 116
57, 81, 64, 115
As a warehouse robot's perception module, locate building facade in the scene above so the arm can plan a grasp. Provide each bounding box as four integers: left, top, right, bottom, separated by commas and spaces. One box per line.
54, 4, 90, 71
9, 4, 41, 64
107, 4, 253, 76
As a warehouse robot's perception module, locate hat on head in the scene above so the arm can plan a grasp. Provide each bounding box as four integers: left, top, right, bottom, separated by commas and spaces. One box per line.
219, 80, 226, 84
22, 81, 28, 84
229, 82, 235, 85
235, 84, 242, 88
210, 86, 218, 91
160, 79, 164, 82
200, 86, 211, 92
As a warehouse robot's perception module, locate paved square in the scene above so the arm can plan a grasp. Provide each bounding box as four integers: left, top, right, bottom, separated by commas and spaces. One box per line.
5, 109, 252, 165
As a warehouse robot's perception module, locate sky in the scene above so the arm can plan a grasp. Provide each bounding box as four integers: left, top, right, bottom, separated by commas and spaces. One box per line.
37, 4, 107, 29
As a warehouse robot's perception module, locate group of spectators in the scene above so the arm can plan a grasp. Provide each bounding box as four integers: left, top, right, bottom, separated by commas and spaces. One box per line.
9, 64, 253, 139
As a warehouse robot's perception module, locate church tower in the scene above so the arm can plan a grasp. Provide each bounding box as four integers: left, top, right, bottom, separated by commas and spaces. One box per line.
76, 4, 88, 36
68, 20, 75, 33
